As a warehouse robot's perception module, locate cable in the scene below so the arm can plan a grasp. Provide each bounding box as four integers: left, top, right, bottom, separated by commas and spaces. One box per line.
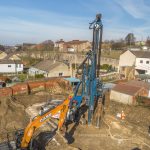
102, 119, 150, 148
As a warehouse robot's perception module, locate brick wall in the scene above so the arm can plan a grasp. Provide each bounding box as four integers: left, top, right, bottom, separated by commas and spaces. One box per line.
28, 81, 45, 93
11, 83, 28, 95
0, 87, 12, 97
0, 78, 71, 97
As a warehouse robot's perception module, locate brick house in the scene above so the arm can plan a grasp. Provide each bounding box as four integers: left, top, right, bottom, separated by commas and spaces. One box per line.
54, 39, 65, 52
55, 39, 91, 52
64, 40, 91, 52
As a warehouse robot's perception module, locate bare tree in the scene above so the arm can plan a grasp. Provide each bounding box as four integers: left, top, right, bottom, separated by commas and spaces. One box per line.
125, 33, 136, 46
146, 36, 150, 47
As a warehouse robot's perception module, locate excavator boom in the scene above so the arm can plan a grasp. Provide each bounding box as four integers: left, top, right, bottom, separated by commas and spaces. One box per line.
20, 98, 70, 149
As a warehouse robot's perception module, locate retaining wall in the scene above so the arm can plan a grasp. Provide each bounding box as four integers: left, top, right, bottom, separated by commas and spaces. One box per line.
0, 78, 70, 97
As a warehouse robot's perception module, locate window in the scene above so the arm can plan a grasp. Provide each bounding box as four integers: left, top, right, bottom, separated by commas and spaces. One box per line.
140, 60, 143, 63
8, 65, 11, 67
146, 61, 149, 64
59, 72, 63, 76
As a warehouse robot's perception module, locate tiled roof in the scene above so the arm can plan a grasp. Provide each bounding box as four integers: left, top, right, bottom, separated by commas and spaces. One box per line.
0, 59, 22, 64
65, 40, 88, 45
126, 80, 150, 90
130, 51, 150, 58
112, 83, 143, 96
55, 40, 65, 44
33, 60, 67, 72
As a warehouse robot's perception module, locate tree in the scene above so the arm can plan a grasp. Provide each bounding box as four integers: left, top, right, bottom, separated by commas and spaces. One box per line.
0, 44, 5, 51
125, 33, 136, 46
146, 36, 150, 47
111, 39, 126, 50
101, 64, 112, 72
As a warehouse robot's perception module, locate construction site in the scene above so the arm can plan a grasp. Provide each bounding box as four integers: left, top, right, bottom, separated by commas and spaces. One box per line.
0, 14, 150, 150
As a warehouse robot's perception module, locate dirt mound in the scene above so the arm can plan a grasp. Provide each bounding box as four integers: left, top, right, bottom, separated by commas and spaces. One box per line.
0, 97, 29, 141
45, 78, 72, 95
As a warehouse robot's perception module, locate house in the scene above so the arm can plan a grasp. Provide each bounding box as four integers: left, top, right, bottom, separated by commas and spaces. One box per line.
142, 46, 148, 51
5, 52, 21, 60
28, 60, 71, 77
0, 50, 21, 60
0, 51, 7, 60
0, 59, 23, 74
55, 39, 91, 52
110, 82, 148, 105
64, 40, 91, 53
126, 80, 150, 97
55, 39, 65, 52
9, 54, 21, 60
135, 51, 150, 75
119, 50, 150, 79
129, 48, 141, 51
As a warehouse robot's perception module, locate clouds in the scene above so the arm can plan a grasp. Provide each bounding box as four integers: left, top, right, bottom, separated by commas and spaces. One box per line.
0, 0, 150, 45
0, 5, 92, 45
114, 0, 150, 39
115, 0, 150, 19
0, 17, 91, 45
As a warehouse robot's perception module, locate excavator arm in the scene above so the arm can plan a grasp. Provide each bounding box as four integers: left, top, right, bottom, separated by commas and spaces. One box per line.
20, 98, 70, 149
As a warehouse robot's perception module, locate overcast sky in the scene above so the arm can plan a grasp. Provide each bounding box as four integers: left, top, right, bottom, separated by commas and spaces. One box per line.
0, 0, 150, 45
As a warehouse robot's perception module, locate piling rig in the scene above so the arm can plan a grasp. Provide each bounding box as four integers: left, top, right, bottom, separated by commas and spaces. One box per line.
69, 13, 104, 126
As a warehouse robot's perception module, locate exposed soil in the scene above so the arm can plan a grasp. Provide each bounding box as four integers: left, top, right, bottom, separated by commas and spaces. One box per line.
0, 90, 150, 150
0, 97, 29, 142
0, 90, 67, 143
40, 100, 150, 150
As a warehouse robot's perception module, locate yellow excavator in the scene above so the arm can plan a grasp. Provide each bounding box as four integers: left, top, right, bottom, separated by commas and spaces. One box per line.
14, 97, 71, 150
21, 99, 70, 149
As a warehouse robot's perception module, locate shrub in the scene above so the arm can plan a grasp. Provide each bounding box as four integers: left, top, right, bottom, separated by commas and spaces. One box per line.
35, 74, 44, 79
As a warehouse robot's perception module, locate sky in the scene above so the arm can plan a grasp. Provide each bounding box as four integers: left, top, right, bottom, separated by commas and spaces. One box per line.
0, 0, 150, 45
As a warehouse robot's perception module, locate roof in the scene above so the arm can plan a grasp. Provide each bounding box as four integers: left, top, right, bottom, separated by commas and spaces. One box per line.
64, 77, 80, 83
0, 59, 22, 64
33, 60, 67, 72
4, 52, 20, 60
65, 40, 89, 45
112, 83, 143, 96
55, 40, 65, 44
126, 80, 150, 90
130, 50, 150, 58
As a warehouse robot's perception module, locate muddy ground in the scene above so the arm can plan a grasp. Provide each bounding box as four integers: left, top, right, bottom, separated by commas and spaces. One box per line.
46, 101, 150, 150
0, 92, 66, 141
0, 91, 150, 150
